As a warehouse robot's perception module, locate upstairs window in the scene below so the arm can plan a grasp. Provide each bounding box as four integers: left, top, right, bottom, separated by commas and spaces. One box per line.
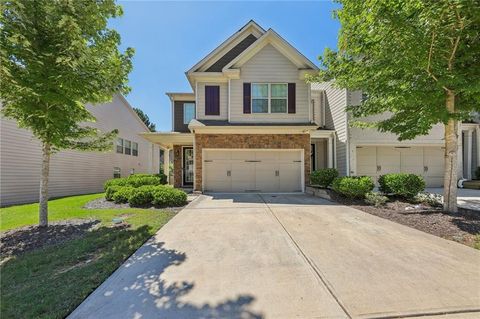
251, 83, 287, 113
132, 142, 138, 156
124, 140, 131, 155
116, 138, 124, 154
183, 103, 195, 124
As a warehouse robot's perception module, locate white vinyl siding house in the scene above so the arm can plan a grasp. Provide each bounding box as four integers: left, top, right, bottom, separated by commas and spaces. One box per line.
229, 44, 310, 123
0, 95, 160, 206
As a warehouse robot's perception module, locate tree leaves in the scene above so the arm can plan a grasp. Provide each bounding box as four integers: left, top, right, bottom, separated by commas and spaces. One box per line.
0, 0, 133, 150
312, 0, 480, 140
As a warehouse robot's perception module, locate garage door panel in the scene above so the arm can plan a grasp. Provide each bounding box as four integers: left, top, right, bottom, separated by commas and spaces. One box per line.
255, 163, 279, 192
357, 146, 377, 175
400, 147, 424, 175
203, 150, 302, 193
356, 146, 445, 188
279, 163, 302, 192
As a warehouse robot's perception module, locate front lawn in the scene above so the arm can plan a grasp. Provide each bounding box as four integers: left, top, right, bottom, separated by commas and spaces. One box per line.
0, 193, 176, 319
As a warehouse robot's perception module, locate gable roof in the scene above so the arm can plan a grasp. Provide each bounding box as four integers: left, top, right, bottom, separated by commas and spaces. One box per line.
205, 34, 258, 72
186, 20, 265, 74
223, 28, 319, 71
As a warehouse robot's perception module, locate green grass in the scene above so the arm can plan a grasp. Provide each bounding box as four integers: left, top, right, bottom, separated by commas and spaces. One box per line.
0, 193, 176, 319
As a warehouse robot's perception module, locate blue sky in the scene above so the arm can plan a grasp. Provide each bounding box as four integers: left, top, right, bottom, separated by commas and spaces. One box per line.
110, 1, 340, 131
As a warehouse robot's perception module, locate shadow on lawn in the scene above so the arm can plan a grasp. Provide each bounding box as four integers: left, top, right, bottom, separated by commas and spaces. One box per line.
0, 219, 100, 258
69, 240, 263, 319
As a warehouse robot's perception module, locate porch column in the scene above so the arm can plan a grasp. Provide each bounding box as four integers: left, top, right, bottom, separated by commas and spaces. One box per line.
164, 147, 171, 184
466, 130, 473, 179
327, 136, 334, 168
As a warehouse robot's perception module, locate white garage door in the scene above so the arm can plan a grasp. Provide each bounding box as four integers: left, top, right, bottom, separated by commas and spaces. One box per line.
203, 150, 303, 193
356, 146, 444, 187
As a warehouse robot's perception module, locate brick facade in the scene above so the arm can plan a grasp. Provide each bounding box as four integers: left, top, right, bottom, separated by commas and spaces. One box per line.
173, 145, 183, 188
194, 134, 311, 191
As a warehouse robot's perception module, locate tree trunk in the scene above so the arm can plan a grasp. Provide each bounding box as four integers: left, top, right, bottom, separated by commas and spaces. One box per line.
39, 142, 51, 227
443, 90, 458, 213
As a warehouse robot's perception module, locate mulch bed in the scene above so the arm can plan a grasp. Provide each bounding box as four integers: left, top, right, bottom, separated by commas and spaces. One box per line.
0, 219, 100, 261
83, 197, 191, 213
330, 191, 480, 248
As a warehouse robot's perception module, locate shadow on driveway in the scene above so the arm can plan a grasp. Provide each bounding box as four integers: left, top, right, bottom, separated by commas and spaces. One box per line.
68, 239, 263, 319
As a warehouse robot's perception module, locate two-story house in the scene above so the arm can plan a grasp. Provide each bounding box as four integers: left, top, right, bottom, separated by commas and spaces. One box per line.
142, 20, 480, 193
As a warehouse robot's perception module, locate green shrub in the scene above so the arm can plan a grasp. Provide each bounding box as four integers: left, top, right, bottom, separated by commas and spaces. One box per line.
475, 167, 480, 180
310, 168, 339, 188
103, 174, 163, 191
126, 175, 163, 188
378, 173, 425, 199
332, 176, 374, 199
128, 185, 157, 207
112, 186, 135, 204
104, 178, 128, 191
152, 187, 187, 207
105, 185, 122, 201
365, 192, 388, 207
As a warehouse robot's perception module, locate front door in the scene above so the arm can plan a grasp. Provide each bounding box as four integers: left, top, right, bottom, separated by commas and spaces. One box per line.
183, 147, 194, 186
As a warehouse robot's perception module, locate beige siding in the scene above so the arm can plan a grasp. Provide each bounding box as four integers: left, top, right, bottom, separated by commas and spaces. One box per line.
1, 95, 160, 206
312, 82, 348, 175
196, 82, 228, 120
230, 44, 310, 123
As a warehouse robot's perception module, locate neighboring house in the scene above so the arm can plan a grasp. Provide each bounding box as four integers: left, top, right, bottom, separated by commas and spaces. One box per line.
1, 94, 160, 206
141, 20, 480, 193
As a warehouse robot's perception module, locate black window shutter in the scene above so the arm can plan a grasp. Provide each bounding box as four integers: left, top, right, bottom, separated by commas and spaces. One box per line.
288, 83, 296, 114
205, 86, 220, 115
243, 83, 251, 114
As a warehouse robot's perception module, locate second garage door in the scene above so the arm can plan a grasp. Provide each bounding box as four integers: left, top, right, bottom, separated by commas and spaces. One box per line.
356, 146, 444, 187
203, 150, 303, 193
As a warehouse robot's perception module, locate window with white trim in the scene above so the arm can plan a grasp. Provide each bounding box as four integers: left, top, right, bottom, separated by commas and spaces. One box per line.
183, 103, 195, 124
132, 142, 138, 156
116, 138, 123, 154
252, 83, 288, 113
124, 140, 131, 155
113, 167, 121, 178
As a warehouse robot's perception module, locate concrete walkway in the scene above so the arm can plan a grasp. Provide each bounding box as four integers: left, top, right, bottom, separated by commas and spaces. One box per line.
426, 188, 480, 211
69, 194, 480, 319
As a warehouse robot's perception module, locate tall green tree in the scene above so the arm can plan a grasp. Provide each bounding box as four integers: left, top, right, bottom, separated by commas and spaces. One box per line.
0, 0, 134, 226
133, 107, 156, 132
313, 0, 480, 212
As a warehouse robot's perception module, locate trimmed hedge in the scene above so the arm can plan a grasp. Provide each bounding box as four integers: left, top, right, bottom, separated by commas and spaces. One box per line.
112, 186, 135, 204
107, 184, 187, 207
332, 176, 374, 199
103, 174, 166, 191
152, 187, 187, 207
378, 173, 425, 199
128, 185, 157, 207
105, 185, 122, 201
310, 168, 338, 188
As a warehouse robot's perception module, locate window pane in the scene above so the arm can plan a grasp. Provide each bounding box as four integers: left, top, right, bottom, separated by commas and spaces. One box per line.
271, 99, 287, 113
252, 84, 268, 98
116, 138, 123, 154
132, 142, 138, 156
271, 84, 287, 98
124, 140, 131, 155
184, 103, 195, 124
252, 99, 268, 113
113, 167, 121, 178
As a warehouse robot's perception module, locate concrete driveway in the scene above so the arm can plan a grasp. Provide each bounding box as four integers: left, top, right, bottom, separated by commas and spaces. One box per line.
69, 194, 480, 319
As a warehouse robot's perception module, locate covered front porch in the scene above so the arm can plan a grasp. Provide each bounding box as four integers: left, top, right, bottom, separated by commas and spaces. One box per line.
140, 132, 194, 189
310, 130, 336, 172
